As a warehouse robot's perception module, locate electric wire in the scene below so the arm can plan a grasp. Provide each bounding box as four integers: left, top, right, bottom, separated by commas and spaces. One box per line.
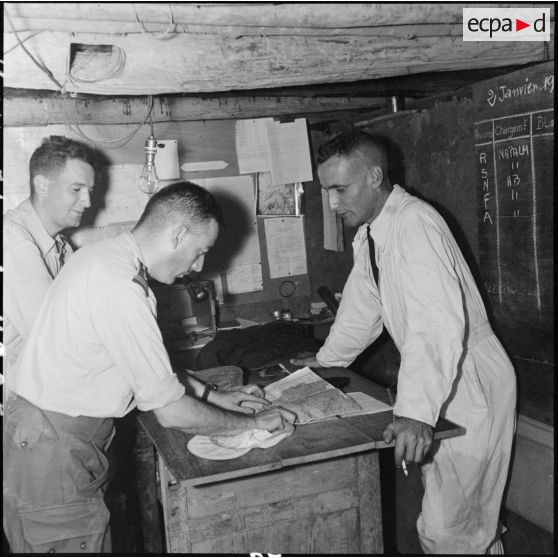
3, 30, 44, 55
62, 94, 155, 149
133, 3, 176, 39
67, 45, 126, 87
5, 10, 64, 91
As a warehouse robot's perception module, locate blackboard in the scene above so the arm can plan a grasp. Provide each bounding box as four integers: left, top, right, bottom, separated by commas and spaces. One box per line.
472, 62, 553, 365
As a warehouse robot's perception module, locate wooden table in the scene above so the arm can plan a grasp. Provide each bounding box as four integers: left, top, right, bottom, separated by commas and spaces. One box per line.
135, 367, 464, 554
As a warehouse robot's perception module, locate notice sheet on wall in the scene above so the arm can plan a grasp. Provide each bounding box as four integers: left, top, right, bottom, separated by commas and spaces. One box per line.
196, 175, 263, 294
265, 118, 313, 185
235, 118, 273, 174
95, 164, 150, 226
264, 217, 307, 279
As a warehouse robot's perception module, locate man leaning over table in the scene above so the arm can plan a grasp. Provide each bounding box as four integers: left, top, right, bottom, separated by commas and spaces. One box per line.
3, 181, 296, 553
292, 130, 516, 554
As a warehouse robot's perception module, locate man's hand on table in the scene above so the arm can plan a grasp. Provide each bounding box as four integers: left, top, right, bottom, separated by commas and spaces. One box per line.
208, 384, 270, 414
383, 416, 434, 468
289, 351, 321, 368
210, 384, 297, 434
253, 406, 297, 434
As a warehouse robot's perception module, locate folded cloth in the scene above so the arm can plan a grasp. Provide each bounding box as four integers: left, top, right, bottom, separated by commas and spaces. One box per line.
187, 423, 294, 460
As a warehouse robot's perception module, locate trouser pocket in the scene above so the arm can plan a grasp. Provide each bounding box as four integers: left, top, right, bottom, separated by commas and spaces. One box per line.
18, 499, 110, 553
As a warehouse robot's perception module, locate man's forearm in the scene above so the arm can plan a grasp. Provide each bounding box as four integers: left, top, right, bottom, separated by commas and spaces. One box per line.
153, 393, 256, 436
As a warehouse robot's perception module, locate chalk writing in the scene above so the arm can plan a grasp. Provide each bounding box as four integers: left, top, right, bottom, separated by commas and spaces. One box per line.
474, 108, 552, 311
486, 74, 554, 107
497, 143, 529, 159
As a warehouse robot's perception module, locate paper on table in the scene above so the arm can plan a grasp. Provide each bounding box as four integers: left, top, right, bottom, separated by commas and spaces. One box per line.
264, 118, 313, 185
264, 367, 362, 424
264, 217, 307, 279
235, 118, 273, 174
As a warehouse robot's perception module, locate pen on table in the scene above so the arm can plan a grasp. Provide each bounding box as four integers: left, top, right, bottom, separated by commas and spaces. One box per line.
278, 363, 291, 375
387, 388, 408, 478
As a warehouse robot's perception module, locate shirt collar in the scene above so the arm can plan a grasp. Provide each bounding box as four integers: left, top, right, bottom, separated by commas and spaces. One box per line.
18, 198, 66, 255
121, 231, 148, 275
357, 184, 407, 248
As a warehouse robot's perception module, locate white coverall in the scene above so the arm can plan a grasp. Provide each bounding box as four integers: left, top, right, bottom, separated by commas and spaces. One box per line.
317, 185, 516, 554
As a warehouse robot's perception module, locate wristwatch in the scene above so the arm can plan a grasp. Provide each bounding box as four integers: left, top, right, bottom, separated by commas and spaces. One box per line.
202, 382, 218, 402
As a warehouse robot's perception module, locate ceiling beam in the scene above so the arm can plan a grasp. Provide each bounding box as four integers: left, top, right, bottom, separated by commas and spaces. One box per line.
6, 3, 530, 28
3, 28, 549, 95
3, 89, 388, 127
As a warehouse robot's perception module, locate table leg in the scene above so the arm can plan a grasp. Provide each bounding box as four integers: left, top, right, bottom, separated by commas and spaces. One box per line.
356, 451, 384, 553
134, 422, 164, 553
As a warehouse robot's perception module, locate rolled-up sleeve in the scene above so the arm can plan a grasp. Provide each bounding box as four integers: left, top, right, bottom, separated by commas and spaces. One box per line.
92, 281, 185, 411
394, 214, 465, 427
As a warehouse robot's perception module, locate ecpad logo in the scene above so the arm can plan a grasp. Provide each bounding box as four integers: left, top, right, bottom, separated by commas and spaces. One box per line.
463, 8, 550, 41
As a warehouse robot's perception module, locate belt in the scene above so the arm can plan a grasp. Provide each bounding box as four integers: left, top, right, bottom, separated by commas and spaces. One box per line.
466, 321, 494, 350
6, 393, 114, 448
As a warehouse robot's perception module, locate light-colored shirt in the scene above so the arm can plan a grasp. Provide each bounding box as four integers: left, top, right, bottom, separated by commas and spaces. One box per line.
3, 198, 72, 371
317, 185, 509, 427
12, 232, 185, 417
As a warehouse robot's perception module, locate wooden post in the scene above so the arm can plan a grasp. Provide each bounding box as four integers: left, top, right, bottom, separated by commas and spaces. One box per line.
134, 421, 164, 553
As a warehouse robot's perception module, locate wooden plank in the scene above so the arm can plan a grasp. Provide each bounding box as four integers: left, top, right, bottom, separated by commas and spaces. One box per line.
138, 366, 464, 486
186, 488, 359, 541
159, 462, 192, 554
184, 456, 357, 517
3, 92, 387, 126
356, 452, 384, 553
139, 411, 283, 487
3, 29, 547, 94
189, 509, 362, 555
272, 418, 376, 467
6, 3, 526, 29
133, 424, 164, 553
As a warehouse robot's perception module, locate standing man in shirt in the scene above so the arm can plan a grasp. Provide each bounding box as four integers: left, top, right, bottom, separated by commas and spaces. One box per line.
3, 135, 97, 396
292, 131, 516, 554
3, 181, 296, 553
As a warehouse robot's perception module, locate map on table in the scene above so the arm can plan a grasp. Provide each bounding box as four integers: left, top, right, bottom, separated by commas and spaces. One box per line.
264, 367, 362, 424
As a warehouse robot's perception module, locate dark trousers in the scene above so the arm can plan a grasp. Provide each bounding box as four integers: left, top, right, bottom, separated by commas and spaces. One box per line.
3, 393, 114, 553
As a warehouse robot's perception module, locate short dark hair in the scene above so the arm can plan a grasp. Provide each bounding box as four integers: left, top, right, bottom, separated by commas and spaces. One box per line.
135, 181, 223, 234
317, 130, 387, 166
29, 136, 98, 189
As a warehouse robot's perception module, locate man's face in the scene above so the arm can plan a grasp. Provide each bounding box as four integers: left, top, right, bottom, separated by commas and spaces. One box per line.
40, 158, 95, 233
318, 154, 378, 228
156, 219, 219, 285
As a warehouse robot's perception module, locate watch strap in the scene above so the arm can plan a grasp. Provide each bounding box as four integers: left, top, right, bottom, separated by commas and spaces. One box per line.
202, 382, 217, 402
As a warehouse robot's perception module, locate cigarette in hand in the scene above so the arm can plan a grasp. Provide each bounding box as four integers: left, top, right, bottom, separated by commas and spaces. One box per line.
401, 458, 408, 477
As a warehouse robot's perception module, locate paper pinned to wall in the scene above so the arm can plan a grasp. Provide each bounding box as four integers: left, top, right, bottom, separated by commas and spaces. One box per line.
235, 118, 273, 174
264, 217, 307, 279
154, 139, 180, 180
226, 264, 263, 294
95, 164, 150, 226
322, 189, 344, 252
181, 160, 229, 172
196, 175, 261, 270
265, 118, 313, 185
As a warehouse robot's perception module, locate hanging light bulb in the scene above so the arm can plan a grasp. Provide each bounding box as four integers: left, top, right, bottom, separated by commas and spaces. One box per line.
138, 97, 160, 195
138, 135, 160, 194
